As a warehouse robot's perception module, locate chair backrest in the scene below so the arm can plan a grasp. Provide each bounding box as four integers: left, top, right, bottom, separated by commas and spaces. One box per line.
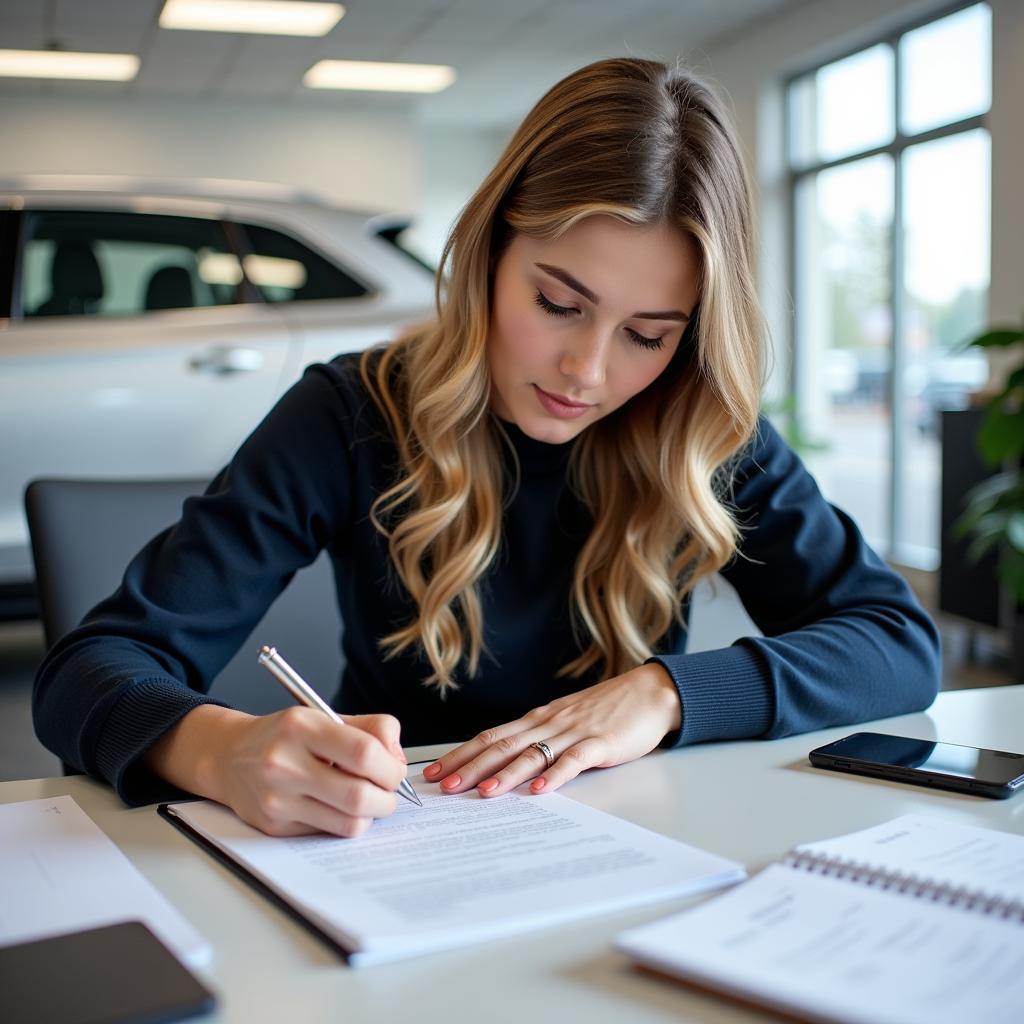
25, 478, 343, 717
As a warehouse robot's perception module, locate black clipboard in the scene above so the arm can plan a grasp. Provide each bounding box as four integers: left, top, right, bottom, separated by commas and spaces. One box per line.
157, 802, 353, 964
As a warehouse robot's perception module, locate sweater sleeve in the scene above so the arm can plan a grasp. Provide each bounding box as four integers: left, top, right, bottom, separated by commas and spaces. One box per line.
32, 361, 360, 805
648, 416, 941, 747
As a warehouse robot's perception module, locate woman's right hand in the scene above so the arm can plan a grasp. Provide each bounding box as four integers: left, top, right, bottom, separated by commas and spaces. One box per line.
146, 704, 409, 838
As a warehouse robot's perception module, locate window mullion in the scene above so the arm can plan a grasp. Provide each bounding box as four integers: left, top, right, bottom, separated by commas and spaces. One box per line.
889, 40, 905, 561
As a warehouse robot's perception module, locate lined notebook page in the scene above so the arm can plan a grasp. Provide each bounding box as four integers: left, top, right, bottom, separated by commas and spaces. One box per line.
789, 814, 1024, 902
616, 862, 1024, 1024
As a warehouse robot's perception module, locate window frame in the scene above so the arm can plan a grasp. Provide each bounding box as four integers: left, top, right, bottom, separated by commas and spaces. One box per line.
0, 208, 22, 320
14, 206, 262, 319
784, 0, 991, 567
226, 216, 376, 306
7, 203, 381, 321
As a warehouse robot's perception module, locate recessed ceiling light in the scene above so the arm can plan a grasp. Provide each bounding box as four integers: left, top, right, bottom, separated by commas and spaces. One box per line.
0, 49, 139, 81
160, 0, 344, 37
304, 60, 456, 93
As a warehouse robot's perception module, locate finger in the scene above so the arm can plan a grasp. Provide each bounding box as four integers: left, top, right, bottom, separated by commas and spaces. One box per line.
525, 738, 608, 796
469, 734, 568, 797
304, 755, 398, 820
302, 715, 407, 793
342, 713, 407, 763
422, 721, 526, 787
478, 736, 610, 798
292, 795, 374, 838
434, 728, 552, 794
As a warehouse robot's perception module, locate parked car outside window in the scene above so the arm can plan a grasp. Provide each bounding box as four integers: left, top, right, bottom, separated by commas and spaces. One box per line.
0, 176, 436, 618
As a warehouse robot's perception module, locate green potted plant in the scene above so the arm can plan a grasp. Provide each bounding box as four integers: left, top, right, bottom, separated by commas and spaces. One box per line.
955, 324, 1024, 670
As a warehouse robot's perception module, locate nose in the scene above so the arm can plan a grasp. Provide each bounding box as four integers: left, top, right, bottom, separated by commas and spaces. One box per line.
558, 329, 607, 392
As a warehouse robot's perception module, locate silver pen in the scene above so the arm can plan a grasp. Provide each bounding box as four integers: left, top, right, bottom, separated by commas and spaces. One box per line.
257, 644, 422, 807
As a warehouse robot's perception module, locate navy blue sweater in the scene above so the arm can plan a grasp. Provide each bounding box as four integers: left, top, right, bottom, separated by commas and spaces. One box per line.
33, 354, 941, 805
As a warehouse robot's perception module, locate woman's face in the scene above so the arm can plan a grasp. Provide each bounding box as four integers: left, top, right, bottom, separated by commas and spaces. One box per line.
487, 214, 701, 445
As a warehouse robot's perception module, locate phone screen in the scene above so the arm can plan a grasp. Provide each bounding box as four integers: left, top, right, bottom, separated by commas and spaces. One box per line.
815, 732, 1024, 787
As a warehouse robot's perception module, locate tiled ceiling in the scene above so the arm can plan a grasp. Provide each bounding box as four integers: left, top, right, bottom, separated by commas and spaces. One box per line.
0, 0, 802, 127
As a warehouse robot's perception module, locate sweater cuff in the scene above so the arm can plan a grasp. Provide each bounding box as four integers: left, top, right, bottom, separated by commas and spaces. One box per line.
93, 678, 232, 807
646, 642, 773, 748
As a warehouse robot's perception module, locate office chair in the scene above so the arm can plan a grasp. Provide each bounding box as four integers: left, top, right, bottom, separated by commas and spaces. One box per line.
25, 478, 343, 724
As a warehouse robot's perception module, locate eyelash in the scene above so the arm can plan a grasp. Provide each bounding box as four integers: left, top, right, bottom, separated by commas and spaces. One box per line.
533, 290, 665, 351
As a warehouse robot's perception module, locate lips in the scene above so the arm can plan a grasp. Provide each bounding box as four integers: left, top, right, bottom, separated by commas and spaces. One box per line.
533, 385, 595, 419
536, 386, 592, 409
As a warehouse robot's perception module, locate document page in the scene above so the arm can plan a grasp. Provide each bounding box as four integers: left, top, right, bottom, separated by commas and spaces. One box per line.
616, 863, 1024, 1024
167, 778, 744, 965
0, 796, 210, 967
791, 814, 1024, 901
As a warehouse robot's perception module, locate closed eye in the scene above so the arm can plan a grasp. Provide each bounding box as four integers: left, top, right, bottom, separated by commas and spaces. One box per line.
533, 289, 574, 318
533, 290, 664, 351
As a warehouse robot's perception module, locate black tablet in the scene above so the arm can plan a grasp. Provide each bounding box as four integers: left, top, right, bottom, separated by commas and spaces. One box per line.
0, 920, 216, 1024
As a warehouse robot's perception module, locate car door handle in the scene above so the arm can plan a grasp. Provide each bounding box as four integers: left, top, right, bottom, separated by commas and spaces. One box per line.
188, 345, 264, 376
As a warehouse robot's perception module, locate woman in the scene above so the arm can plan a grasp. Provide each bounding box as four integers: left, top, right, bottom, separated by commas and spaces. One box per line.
33, 58, 940, 838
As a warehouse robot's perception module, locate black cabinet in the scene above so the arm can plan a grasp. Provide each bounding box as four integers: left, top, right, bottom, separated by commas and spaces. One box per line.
939, 409, 1000, 627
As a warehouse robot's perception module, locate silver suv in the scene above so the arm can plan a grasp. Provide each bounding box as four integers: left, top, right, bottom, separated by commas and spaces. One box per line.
0, 176, 436, 616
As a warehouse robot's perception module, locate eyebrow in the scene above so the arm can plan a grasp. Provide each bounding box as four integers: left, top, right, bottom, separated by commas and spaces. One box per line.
534, 262, 691, 322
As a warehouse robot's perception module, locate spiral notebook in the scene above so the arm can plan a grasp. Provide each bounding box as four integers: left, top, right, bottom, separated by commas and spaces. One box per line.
616, 814, 1024, 1024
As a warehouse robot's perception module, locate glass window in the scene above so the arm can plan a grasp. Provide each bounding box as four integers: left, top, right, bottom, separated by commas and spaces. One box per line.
900, 4, 991, 136
238, 223, 368, 303
789, 44, 894, 167
20, 210, 244, 318
787, 3, 991, 569
795, 156, 894, 549
898, 129, 990, 564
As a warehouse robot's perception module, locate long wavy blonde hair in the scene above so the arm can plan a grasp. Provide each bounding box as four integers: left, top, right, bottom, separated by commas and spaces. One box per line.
360, 57, 765, 694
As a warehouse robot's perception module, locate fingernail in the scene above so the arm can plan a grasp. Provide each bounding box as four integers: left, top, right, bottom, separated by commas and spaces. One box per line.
478, 778, 499, 795
424, 763, 441, 779
530, 778, 547, 793
441, 774, 461, 790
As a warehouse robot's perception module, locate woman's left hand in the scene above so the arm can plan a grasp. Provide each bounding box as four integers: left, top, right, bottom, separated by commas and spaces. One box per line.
422, 663, 682, 797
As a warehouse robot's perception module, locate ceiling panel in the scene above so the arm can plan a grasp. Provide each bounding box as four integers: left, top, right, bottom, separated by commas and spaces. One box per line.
0, 0, 802, 127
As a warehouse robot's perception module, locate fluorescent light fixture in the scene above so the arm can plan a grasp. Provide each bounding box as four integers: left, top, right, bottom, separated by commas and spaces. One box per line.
160, 0, 344, 36
0, 49, 139, 81
304, 60, 456, 93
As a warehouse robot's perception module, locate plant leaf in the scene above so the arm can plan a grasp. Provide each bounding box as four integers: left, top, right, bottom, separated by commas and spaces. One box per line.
966, 532, 1002, 563
1007, 513, 1024, 553
978, 405, 1024, 464
960, 471, 1020, 515
998, 549, 1024, 602
966, 328, 1024, 349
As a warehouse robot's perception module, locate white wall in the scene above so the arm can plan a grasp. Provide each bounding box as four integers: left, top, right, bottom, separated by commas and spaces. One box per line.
406, 123, 509, 267
696, 0, 1023, 391
0, 96, 419, 213
0, 95, 513, 270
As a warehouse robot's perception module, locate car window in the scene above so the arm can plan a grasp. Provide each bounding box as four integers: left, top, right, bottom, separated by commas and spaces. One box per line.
0, 209, 18, 319
237, 222, 369, 303
21, 209, 247, 318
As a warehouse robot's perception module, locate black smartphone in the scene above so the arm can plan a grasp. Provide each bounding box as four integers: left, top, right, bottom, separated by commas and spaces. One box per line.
808, 731, 1024, 799
0, 920, 216, 1024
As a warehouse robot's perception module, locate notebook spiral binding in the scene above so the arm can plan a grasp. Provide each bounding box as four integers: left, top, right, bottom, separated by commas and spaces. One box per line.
783, 850, 1024, 923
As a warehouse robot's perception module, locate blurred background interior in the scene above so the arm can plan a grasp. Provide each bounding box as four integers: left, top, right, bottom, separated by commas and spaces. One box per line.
1, 0, 1020, 781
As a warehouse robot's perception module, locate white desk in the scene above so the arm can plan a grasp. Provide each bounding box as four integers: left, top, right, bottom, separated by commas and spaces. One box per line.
4, 685, 1022, 1023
